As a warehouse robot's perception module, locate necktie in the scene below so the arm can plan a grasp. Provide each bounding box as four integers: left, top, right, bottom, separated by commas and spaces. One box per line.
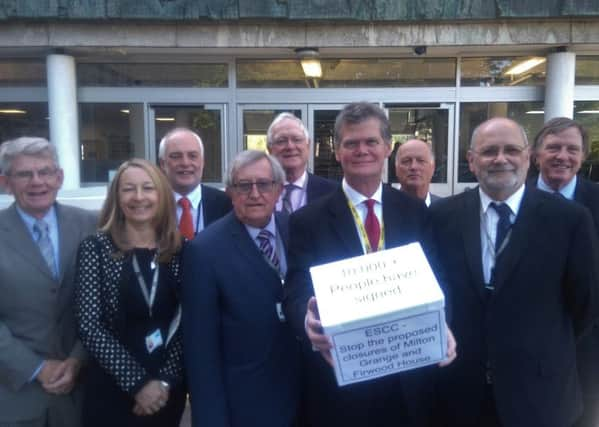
257, 229, 280, 270
178, 197, 194, 240
490, 202, 512, 253
364, 199, 381, 252
282, 184, 296, 214
33, 219, 57, 277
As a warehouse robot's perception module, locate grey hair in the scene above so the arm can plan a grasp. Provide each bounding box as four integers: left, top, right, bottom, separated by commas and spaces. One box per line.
158, 127, 204, 160
226, 150, 285, 187
0, 137, 59, 175
334, 102, 392, 147
469, 118, 529, 149
266, 113, 309, 146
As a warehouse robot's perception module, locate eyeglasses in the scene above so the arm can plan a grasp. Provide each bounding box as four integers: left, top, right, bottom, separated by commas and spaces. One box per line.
232, 180, 277, 194
340, 139, 383, 150
471, 145, 527, 159
271, 137, 307, 147
7, 167, 59, 182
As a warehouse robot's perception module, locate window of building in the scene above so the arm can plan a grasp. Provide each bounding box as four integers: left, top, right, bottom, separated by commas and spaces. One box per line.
237, 58, 456, 88
576, 57, 599, 85
79, 103, 144, 183
574, 101, 599, 181
0, 103, 49, 144
0, 61, 46, 86
458, 101, 544, 183
78, 63, 228, 87
461, 57, 546, 87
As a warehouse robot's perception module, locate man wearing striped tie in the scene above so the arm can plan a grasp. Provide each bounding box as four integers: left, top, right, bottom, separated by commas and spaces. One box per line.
266, 113, 337, 214
158, 127, 231, 240
0, 137, 97, 427
181, 150, 300, 427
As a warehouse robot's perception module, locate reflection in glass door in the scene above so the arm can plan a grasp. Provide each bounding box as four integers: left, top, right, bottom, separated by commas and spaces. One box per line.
150, 105, 224, 183
386, 104, 453, 196
310, 105, 344, 182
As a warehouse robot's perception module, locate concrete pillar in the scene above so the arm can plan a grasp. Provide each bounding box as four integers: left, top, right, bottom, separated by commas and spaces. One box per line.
544, 51, 576, 121
46, 54, 80, 190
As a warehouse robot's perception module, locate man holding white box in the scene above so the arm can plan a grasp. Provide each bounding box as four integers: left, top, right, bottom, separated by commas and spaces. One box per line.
284, 102, 455, 427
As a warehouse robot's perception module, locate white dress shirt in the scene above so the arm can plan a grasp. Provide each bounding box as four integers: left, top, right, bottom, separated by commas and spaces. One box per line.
342, 179, 383, 254
479, 184, 525, 284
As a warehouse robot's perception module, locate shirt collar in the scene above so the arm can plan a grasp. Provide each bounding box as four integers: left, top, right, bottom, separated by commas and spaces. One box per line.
425, 192, 431, 207
16, 204, 58, 233
537, 174, 577, 200
479, 183, 526, 217
245, 214, 277, 241
342, 179, 383, 206
174, 183, 203, 208
285, 170, 308, 189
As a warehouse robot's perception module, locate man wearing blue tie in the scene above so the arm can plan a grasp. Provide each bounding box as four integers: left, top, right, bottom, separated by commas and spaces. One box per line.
0, 137, 96, 427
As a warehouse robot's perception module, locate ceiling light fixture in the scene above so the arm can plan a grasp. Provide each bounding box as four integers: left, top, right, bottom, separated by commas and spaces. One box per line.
0, 109, 27, 114
295, 48, 322, 79
504, 57, 546, 76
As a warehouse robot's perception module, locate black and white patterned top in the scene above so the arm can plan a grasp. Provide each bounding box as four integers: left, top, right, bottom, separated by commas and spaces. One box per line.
74, 231, 184, 394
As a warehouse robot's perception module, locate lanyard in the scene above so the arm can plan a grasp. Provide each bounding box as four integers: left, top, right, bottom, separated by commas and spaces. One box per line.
344, 191, 385, 254
132, 253, 160, 317
480, 209, 512, 288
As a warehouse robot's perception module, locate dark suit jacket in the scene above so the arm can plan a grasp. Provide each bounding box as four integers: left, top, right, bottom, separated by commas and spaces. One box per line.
430, 186, 599, 427
284, 185, 438, 427
200, 184, 232, 229
305, 172, 338, 204
182, 212, 300, 427
0, 203, 96, 424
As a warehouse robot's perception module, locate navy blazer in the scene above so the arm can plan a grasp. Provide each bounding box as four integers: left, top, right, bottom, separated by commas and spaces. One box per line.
305, 172, 338, 204
182, 212, 299, 427
430, 186, 599, 427
284, 185, 439, 427
200, 184, 232, 229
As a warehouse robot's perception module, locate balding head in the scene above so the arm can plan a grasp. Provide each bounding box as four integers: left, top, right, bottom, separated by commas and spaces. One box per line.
395, 139, 435, 200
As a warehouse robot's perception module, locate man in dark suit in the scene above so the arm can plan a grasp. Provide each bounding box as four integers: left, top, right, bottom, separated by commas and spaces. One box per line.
0, 137, 96, 427
182, 150, 299, 427
159, 127, 231, 239
283, 102, 455, 427
431, 117, 599, 427
267, 112, 337, 213
531, 117, 599, 427
395, 138, 441, 206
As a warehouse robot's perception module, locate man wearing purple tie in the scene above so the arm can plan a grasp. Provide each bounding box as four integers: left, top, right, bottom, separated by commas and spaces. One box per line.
266, 113, 337, 214
181, 150, 300, 427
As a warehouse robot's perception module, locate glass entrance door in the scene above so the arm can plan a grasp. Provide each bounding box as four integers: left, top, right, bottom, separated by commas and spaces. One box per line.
385, 104, 454, 196
149, 104, 225, 183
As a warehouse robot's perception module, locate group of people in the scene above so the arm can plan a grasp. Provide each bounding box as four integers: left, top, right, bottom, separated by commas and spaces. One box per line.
0, 102, 598, 427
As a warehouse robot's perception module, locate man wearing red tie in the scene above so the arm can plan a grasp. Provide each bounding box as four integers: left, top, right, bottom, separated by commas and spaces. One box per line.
283, 102, 455, 427
158, 128, 231, 239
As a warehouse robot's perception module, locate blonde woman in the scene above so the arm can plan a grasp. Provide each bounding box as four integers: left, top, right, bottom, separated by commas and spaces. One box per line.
75, 159, 185, 427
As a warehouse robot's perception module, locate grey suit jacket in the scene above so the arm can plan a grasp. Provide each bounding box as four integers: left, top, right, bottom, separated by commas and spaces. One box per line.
0, 203, 96, 422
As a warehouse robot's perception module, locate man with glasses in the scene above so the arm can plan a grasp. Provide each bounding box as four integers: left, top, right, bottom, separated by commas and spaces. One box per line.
182, 150, 300, 427
531, 117, 599, 427
430, 117, 599, 426
159, 127, 231, 240
0, 137, 96, 427
283, 102, 456, 427
267, 113, 337, 214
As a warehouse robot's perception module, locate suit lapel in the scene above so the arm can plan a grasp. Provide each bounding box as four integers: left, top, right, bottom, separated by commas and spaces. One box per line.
492, 187, 536, 292
381, 185, 403, 248
0, 204, 55, 279
461, 190, 486, 300
56, 204, 77, 283
326, 188, 363, 256
229, 215, 281, 291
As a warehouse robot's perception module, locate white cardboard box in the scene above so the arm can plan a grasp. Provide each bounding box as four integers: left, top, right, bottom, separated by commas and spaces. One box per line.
310, 242, 447, 386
